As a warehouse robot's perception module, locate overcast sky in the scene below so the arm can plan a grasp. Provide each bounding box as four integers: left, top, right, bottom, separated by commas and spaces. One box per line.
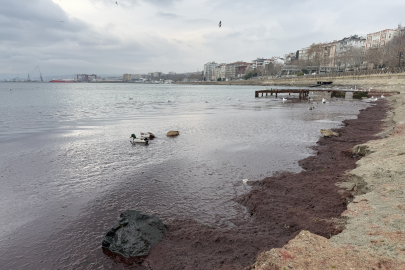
1, 0, 404, 78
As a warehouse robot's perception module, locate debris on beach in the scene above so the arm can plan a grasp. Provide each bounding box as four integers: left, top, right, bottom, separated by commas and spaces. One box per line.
320, 129, 339, 138
102, 210, 166, 258
167, 131, 180, 136
352, 144, 373, 157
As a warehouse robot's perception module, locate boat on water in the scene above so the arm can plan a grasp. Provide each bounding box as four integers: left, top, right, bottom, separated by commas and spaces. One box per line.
49, 79, 77, 83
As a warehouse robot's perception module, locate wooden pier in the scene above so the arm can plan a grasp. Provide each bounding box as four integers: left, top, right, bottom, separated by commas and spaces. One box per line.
255, 89, 400, 99
255, 89, 309, 99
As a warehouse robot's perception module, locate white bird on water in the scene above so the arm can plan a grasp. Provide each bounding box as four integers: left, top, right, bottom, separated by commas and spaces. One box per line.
381, 94, 385, 98
282, 98, 287, 102
322, 98, 326, 103
228, 97, 231, 100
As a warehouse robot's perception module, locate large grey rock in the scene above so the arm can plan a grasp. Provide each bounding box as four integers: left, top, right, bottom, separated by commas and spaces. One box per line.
102, 210, 166, 258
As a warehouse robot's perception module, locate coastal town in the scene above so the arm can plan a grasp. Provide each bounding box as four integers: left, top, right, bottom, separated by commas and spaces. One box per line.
115, 23, 405, 84
4, 23, 405, 84
201, 23, 405, 82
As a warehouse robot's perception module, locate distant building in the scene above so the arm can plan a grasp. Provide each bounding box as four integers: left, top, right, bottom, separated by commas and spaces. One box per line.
297, 47, 309, 62
323, 41, 337, 68
148, 72, 162, 78
123, 74, 148, 81
251, 58, 268, 69
224, 61, 250, 80
213, 64, 225, 80
365, 28, 398, 49
203, 62, 218, 81
336, 35, 366, 53
284, 53, 297, 65
334, 35, 366, 70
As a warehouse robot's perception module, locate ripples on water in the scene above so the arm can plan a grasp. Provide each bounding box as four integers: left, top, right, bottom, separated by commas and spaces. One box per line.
0, 83, 369, 268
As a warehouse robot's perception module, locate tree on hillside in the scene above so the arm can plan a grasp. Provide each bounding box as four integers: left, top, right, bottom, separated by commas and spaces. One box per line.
335, 47, 364, 71
306, 43, 325, 73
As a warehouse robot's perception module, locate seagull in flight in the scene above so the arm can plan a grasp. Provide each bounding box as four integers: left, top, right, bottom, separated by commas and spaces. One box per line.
116, 1, 118, 4
59, 21, 63, 22
218, 21, 222, 28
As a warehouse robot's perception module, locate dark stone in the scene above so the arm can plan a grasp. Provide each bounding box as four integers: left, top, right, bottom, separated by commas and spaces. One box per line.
102, 210, 166, 258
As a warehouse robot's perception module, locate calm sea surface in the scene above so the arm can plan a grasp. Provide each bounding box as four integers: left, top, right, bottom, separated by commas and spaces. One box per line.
0, 83, 370, 268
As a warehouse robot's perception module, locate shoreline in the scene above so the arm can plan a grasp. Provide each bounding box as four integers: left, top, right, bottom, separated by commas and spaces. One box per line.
143, 94, 390, 269
250, 90, 405, 269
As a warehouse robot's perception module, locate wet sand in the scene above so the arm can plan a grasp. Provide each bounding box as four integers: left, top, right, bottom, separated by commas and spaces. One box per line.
140, 100, 388, 270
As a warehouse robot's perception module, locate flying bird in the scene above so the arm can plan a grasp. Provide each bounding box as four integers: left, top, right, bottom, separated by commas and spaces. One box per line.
116, 1, 118, 4
59, 21, 63, 22
218, 21, 222, 28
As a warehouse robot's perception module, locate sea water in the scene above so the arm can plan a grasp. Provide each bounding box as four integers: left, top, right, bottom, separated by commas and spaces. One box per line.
0, 83, 369, 268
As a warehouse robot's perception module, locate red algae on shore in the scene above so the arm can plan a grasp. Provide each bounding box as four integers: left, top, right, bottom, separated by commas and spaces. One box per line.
143, 101, 388, 270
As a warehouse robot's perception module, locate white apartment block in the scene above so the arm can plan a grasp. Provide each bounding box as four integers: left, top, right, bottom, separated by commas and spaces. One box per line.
203, 61, 218, 81
336, 35, 366, 53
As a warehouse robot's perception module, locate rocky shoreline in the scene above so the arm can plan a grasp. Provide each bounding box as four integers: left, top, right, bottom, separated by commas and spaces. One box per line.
135, 89, 396, 269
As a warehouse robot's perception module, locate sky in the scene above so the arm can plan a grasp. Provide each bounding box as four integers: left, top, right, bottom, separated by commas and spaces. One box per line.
1, 0, 404, 79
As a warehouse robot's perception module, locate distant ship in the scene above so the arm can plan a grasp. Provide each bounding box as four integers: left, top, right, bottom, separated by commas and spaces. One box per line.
49, 79, 77, 83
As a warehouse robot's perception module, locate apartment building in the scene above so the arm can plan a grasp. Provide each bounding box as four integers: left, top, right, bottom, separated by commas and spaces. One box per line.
366, 29, 398, 49
203, 61, 218, 81
148, 72, 162, 78
336, 35, 366, 53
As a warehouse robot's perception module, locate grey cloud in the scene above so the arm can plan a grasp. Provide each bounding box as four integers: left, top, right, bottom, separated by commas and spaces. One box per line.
185, 18, 214, 24
92, 0, 181, 8
157, 12, 181, 19
0, 0, 185, 75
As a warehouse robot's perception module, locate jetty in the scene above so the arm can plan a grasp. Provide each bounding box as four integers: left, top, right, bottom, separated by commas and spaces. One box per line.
255, 89, 309, 98
255, 88, 400, 99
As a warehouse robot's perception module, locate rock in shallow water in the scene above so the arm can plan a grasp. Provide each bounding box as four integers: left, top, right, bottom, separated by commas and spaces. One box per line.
166, 130, 179, 136
102, 210, 166, 258
320, 129, 339, 137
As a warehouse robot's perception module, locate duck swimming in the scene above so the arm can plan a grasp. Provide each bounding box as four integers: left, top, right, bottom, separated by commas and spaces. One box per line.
130, 134, 148, 144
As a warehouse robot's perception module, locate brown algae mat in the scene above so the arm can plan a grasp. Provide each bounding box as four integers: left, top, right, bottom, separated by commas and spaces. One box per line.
140, 100, 389, 270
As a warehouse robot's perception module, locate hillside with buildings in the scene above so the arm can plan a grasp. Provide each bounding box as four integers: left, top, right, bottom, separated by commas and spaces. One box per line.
203, 23, 405, 82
